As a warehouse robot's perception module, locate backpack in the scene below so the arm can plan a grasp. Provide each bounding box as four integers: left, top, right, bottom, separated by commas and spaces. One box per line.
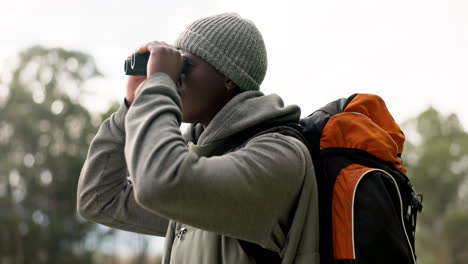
299, 93, 423, 263
248, 93, 423, 263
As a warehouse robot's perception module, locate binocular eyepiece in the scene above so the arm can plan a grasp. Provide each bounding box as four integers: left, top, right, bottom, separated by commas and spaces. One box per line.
124, 52, 190, 80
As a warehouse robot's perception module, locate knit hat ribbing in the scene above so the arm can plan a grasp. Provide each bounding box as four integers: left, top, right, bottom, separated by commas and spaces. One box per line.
174, 13, 267, 91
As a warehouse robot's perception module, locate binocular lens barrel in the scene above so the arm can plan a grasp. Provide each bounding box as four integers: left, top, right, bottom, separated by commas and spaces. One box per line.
124, 52, 150, 76
124, 52, 190, 79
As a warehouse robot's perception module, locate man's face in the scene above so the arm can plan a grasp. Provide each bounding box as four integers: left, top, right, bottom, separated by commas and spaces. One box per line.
178, 50, 229, 126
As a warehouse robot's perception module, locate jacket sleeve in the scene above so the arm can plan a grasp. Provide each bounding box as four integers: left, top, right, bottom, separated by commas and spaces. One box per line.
77, 99, 169, 236
125, 73, 308, 252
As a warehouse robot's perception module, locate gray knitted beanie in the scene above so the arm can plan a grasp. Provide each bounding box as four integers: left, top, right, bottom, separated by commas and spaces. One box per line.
174, 13, 267, 91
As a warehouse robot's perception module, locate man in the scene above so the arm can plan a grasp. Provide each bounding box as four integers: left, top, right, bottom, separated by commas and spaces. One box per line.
77, 13, 319, 263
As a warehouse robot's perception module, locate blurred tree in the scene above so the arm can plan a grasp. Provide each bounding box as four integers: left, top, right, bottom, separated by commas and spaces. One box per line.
0, 46, 117, 263
403, 107, 468, 264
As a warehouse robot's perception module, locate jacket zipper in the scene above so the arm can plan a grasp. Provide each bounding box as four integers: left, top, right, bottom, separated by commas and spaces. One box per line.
176, 227, 188, 240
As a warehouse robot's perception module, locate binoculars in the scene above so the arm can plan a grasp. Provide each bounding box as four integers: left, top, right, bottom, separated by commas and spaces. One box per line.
124, 52, 190, 80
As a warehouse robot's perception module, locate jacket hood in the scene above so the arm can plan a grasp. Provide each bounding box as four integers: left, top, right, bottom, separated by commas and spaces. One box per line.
184, 91, 301, 145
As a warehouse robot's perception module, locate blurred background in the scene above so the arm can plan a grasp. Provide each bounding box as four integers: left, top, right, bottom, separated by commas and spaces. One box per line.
1, 0, 467, 263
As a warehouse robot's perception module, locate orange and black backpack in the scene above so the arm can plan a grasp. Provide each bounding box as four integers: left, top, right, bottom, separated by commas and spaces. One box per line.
297, 93, 423, 263
246, 93, 423, 263
239, 93, 423, 263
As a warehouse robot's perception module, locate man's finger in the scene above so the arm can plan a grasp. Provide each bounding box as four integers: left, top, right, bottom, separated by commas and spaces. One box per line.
135, 42, 155, 54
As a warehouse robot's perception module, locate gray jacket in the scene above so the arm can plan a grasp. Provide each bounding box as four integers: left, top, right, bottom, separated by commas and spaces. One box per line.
77, 73, 319, 263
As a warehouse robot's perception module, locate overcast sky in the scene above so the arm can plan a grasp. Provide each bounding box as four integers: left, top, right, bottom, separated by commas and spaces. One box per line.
2, 0, 468, 126
2, 0, 467, 255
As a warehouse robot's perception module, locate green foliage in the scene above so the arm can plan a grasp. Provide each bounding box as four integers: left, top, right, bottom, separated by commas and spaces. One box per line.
0, 46, 112, 263
403, 107, 468, 264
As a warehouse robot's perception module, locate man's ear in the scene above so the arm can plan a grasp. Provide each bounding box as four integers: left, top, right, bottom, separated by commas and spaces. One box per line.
224, 79, 238, 91
224, 78, 242, 99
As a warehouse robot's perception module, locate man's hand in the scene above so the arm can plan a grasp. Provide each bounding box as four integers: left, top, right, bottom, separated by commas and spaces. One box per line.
126, 41, 183, 105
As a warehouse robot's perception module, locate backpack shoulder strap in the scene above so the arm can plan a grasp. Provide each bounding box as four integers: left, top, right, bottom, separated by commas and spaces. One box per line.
221, 122, 310, 153
251, 123, 307, 144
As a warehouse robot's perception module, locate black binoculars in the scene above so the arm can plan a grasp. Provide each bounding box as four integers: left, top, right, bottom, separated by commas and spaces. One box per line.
124, 52, 190, 80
